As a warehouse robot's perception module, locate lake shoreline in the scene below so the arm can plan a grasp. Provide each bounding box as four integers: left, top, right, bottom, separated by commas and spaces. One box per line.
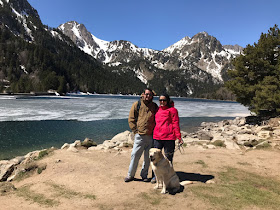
0, 117, 237, 160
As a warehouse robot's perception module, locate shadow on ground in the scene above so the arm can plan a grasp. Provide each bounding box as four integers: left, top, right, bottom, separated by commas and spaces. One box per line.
176, 171, 215, 183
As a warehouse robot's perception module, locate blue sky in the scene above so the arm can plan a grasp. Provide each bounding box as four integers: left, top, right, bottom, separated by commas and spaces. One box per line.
28, 0, 280, 51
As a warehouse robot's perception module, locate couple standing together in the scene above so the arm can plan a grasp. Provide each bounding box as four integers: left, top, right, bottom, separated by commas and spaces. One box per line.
124, 88, 183, 183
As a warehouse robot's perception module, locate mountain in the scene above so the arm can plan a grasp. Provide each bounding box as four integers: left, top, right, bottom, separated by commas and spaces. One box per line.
0, 0, 145, 94
59, 21, 243, 85
0, 0, 242, 97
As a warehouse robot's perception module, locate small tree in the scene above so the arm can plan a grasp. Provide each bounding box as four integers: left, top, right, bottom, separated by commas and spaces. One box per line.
226, 25, 280, 116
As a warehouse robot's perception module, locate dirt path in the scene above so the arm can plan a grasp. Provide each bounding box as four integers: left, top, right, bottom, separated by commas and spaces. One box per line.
1, 146, 280, 210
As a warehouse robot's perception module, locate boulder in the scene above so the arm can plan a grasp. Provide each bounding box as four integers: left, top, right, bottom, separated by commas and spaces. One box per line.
81, 138, 97, 148
111, 130, 133, 144
232, 117, 246, 126
67, 144, 78, 152
224, 139, 240, 150
61, 143, 70, 149
0, 161, 15, 182
235, 134, 257, 145
272, 128, 280, 137
257, 131, 272, 140
197, 130, 213, 140
206, 144, 216, 149
102, 140, 117, 149
73, 140, 82, 147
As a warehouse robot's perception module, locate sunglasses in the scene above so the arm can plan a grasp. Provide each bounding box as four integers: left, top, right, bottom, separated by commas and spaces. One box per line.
159, 99, 167, 102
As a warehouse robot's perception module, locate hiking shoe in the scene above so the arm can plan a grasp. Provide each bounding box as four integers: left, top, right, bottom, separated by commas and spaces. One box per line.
142, 177, 149, 182
124, 176, 134, 182
151, 177, 156, 184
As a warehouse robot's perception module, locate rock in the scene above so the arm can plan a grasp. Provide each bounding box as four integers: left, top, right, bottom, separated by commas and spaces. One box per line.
237, 128, 253, 135
224, 125, 239, 132
268, 118, 280, 127
211, 133, 224, 140
206, 144, 216, 149
73, 140, 81, 147
181, 131, 189, 138
224, 139, 240, 150
23, 151, 40, 164
111, 130, 133, 144
197, 130, 213, 140
257, 131, 272, 140
88, 144, 105, 150
67, 145, 78, 152
235, 134, 257, 145
6, 174, 16, 182
243, 139, 259, 147
102, 140, 117, 149
0, 161, 15, 182
206, 180, 215, 184
232, 117, 246, 126
272, 128, 280, 137
81, 138, 97, 148
61, 143, 70, 149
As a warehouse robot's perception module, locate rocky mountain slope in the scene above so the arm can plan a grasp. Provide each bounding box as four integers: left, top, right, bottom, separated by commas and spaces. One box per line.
0, 0, 242, 97
0, 0, 145, 95
59, 21, 243, 84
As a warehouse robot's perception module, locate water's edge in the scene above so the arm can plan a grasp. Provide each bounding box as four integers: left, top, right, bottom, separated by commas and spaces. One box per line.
0, 117, 234, 160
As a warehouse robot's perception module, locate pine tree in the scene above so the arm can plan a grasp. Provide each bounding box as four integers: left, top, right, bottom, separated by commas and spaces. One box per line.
226, 25, 280, 116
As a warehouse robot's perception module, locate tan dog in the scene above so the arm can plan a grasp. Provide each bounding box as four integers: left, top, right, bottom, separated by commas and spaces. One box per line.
149, 148, 192, 194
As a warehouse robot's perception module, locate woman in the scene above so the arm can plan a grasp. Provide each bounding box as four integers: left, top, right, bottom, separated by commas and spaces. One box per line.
151, 94, 183, 183
153, 94, 183, 163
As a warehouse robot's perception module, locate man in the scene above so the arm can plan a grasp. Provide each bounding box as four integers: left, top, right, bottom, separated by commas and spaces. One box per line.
124, 88, 158, 182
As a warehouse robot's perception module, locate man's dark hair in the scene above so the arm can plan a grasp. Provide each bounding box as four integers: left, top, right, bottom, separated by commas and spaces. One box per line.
144, 88, 154, 95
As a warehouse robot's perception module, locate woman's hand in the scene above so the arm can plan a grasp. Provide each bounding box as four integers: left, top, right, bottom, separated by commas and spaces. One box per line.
178, 139, 184, 145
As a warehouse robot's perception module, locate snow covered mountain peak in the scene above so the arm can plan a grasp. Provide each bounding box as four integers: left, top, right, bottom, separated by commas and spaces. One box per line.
59, 21, 243, 83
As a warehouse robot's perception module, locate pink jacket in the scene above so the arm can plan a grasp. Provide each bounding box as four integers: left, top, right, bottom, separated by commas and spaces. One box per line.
153, 104, 181, 140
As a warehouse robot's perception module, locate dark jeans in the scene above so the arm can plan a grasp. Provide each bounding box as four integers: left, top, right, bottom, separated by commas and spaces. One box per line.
153, 139, 175, 163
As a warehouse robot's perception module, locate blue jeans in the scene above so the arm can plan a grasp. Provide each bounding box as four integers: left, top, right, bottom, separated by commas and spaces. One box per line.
127, 134, 153, 178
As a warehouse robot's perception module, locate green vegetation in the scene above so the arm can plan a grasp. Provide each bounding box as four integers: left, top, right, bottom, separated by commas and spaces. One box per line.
226, 25, 280, 116
13, 162, 47, 181
16, 184, 59, 207
139, 191, 164, 205
194, 160, 208, 168
255, 141, 272, 150
0, 182, 16, 195
190, 167, 280, 210
0, 1, 145, 95
211, 140, 226, 147
46, 182, 96, 200
15, 182, 96, 207
148, 67, 222, 98
35, 148, 54, 160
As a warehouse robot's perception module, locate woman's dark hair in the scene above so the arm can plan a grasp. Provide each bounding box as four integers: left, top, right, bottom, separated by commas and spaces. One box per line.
160, 93, 171, 107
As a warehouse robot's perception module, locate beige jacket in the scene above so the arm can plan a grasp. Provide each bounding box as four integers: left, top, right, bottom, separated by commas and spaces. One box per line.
128, 99, 157, 135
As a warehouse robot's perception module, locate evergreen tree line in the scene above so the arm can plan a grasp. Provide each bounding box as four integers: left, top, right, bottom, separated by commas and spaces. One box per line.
0, 22, 145, 94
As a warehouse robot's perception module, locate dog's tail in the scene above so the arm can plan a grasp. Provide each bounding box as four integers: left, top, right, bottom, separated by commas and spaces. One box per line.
180, 180, 193, 185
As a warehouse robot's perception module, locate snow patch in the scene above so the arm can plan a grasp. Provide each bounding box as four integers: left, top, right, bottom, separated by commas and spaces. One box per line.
71, 25, 82, 40
91, 34, 109, 51
20, 65, 28, 74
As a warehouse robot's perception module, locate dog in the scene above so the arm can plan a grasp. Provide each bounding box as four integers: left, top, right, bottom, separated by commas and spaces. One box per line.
149, 148, 192, 194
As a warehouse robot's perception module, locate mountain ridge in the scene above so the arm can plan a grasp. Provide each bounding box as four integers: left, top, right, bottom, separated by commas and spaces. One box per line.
0, 0, 241, 98
58, 21, 242, 83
